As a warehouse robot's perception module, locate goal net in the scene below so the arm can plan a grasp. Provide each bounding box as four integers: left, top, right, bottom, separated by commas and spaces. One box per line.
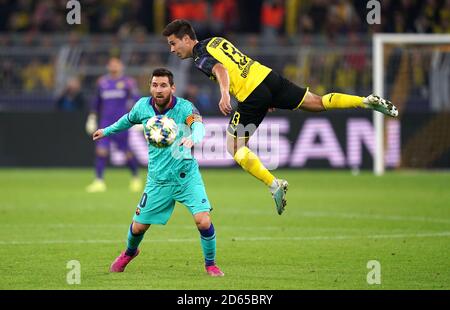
373, 34, 450, 175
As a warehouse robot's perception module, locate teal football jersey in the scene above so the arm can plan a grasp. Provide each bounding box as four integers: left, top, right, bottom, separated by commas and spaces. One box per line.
103, 96, 201, 183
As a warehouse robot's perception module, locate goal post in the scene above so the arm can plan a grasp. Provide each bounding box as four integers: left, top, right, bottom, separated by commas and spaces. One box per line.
372, 34, 450, 175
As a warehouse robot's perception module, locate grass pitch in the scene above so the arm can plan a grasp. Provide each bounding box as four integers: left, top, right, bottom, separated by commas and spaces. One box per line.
0, 168, 449, 290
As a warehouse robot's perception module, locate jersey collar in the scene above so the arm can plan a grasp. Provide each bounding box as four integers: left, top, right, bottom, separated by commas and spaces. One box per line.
192, 42, 200, 59
150, 96, 177, 115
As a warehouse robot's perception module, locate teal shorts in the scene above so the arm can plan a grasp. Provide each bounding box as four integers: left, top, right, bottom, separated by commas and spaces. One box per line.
133, 167, 211, 225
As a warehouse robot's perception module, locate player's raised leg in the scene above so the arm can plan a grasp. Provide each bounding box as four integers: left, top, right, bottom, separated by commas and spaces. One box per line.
110, 221, 149, 272
226, 134, 288, 215
300, 91, 398, 117
194, 212, 224, 277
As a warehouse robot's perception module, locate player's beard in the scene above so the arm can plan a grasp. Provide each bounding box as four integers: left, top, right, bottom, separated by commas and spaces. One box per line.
154, 94, 171, 109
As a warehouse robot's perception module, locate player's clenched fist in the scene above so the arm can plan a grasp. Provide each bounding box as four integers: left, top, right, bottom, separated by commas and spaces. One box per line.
92, 129, 104, 141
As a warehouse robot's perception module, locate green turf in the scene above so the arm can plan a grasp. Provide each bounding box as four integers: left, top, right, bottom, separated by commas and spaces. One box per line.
0, 168, 449, 290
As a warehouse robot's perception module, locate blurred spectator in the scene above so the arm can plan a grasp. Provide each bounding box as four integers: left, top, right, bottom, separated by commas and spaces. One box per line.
210, 0, 238, 36
183, 83, 212, 112
168, 0, 209, 37
56, 77, 86, 112
327, 0, 359, 35
0, 0, 13, 31
437, 0, 450, 33
0, 0, 448, 36
188, 0, 209, 38
261, 0, 285, 45
307, 0, 329, 34
7, 0, 33, 32
0, 59, 22, 92
21, 58, 54, 92
169, 0, 190, 20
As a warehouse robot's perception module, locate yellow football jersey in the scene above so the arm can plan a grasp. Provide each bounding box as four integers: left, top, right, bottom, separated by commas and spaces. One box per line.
192, 37, 272, 102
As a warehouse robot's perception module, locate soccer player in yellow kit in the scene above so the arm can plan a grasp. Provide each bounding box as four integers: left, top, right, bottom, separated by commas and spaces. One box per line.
163, 19, 398, 215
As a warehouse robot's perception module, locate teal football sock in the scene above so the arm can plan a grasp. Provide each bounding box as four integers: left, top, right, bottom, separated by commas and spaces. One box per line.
199, 223, 216, 266
126, 223, 145, 256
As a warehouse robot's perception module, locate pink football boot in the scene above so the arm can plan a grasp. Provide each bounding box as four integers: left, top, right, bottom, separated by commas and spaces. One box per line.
109, 249, 140, 272
205, 265, 225, 277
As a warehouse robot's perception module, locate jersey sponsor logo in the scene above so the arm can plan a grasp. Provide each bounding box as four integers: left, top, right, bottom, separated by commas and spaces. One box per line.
209, 37, 223, 49
241, 59, 255, 78
101, 89, 127, 99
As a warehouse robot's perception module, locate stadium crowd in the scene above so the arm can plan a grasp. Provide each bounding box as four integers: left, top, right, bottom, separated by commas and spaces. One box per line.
0, 0, 448, 112
0, 0, 449, 35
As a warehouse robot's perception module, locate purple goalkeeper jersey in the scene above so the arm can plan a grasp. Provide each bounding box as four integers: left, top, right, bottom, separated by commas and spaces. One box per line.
91, 75, 140, 128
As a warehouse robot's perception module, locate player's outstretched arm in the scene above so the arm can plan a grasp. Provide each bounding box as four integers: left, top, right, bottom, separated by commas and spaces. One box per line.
100, 114, 135, 138
212, 63, 232, 115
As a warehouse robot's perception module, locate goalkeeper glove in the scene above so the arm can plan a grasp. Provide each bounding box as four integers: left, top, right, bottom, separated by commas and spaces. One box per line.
85, 113, 98, 135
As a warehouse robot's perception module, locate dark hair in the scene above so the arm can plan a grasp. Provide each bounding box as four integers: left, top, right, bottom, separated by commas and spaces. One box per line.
151, 68, 174, 86
162, 19, 197, 40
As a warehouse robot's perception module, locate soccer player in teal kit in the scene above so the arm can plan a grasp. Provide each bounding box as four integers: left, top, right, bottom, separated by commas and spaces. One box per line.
92, 68, 224, 277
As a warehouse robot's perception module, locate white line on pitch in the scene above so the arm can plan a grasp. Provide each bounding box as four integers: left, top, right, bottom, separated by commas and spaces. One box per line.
0, 231, 449, 245
217, 210, 450, 224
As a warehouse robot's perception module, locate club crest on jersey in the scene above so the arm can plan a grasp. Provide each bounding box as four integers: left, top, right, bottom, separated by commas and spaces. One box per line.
116, 81, 125, 89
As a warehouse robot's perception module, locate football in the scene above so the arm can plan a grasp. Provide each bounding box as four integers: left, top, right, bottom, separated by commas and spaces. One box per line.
145, 115, 178, 147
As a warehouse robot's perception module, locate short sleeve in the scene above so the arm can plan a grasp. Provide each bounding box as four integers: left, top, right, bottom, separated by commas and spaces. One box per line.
193, 38, 220, 78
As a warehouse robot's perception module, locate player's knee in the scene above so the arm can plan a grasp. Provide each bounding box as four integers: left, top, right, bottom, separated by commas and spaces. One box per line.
301, 92, 326, 112
309, 93, 323, 108
226, 137, 237, 156
125, 151, 134, 160
226, 136, 247, 157
132, 222, 150, 235
226, 142, 236, 156
316, 95, 326, 109
96, 148, 108, 157
196, 221, 211, 230
195, 213, 211, 230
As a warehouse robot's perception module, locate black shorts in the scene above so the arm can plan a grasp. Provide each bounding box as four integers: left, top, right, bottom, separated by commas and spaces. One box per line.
227, 71, 308, 138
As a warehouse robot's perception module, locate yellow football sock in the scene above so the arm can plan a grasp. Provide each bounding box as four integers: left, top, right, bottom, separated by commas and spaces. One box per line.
234, 147, 275, 186
322, 93, 366, 110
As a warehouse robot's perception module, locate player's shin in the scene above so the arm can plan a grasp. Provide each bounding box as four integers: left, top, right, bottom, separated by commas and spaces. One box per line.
322, 93, 366, 110
125, 223, 145, 256
126, 155, 139, 177
234, 146, 275, 186
95, 156, 107, 179
198, 223, 216, 266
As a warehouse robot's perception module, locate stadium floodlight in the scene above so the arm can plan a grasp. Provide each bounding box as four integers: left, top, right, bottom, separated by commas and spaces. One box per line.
372, 34, 450, 176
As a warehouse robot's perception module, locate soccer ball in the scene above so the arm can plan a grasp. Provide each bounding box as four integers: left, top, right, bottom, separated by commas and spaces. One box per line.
145, 115, 178, 147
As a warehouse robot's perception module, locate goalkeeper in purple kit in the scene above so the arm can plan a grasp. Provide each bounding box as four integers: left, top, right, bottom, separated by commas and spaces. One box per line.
85, 57, 143, 193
